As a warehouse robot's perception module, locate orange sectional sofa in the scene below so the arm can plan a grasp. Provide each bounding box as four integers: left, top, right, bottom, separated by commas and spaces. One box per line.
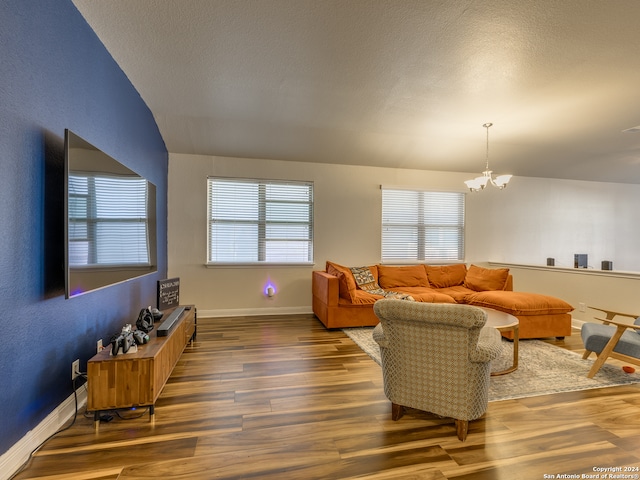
312, 262, 574, 339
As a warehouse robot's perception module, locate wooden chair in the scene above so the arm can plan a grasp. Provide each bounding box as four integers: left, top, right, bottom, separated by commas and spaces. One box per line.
581, 306, 640, 378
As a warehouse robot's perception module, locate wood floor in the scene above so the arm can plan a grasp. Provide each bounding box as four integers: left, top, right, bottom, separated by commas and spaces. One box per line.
12, 314, 640, 480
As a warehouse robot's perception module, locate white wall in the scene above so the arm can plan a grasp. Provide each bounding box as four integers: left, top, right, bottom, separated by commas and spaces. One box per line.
168, 154, 640, 318
478, 177, 640, 271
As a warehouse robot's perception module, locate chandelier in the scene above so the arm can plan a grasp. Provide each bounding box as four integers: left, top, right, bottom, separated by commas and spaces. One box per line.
464, 123, 512, 191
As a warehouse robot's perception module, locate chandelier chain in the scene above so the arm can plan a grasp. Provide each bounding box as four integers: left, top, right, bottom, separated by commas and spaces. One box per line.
484, 123, 491, 171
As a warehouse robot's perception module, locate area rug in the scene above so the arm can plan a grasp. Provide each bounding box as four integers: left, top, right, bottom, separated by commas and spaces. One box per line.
342, 327, 640, 402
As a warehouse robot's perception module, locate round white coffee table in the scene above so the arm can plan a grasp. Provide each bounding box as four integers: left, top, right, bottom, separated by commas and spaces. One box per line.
479, 307, 519, 375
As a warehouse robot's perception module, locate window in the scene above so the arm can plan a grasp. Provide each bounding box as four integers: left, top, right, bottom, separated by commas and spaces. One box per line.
68, 174, 150, 266
207, 178, 314, 264
381, 187, 464, 262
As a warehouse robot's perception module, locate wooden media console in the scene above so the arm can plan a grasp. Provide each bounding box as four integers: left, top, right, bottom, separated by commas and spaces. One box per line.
87, 305, 196, 429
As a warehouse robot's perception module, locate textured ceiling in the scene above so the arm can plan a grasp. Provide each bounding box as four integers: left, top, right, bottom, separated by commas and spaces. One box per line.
72, 0, 640, 183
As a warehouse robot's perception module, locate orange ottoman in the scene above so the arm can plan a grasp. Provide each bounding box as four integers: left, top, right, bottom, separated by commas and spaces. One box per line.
465, 291, 574, 339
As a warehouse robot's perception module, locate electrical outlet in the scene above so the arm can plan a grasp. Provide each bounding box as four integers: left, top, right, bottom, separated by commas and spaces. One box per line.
97, 339, 103, 353
579, 303, 586, 312
71, 359, 80, 380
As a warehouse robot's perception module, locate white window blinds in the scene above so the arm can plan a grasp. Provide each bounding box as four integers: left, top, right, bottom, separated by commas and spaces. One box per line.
68, 174, 150, 266
381, 187, 465, 262
207, 178, 314, 264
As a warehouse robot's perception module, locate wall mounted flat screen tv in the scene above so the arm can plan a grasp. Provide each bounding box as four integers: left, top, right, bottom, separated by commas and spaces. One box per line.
64, 129, 157, 298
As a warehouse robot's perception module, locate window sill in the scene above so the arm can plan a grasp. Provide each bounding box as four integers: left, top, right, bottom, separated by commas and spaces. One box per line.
380, 260, 465, 265
206, 262, 315, 268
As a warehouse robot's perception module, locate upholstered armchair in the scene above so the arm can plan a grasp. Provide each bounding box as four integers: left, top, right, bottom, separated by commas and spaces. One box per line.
372, 299, 503, 441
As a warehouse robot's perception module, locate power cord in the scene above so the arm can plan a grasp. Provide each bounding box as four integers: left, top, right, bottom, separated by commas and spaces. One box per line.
9, 373, 86, 480
10, 370, 151, 479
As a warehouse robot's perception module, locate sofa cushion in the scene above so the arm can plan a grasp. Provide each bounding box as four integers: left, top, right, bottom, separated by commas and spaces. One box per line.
377, 264, 430, 289
465, 290, 574, 316
326, 261, 357, 300
425, 264, 467, 288
389, 287, 456, 303
434, 285, 476, 303
348, 289, 383, 305
464, 264, 510, 291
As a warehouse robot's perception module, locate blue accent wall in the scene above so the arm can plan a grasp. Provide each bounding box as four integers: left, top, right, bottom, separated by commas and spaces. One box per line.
0, 0, 168, 456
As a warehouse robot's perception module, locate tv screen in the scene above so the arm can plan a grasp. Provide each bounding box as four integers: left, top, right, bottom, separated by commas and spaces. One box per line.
64, 129, 157, 298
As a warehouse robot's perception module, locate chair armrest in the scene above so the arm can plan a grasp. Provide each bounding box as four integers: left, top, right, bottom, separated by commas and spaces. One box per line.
372, 323, 388, 348
594, 317, 639, 330
589, 306, 638, 321
470, 327, 503, 363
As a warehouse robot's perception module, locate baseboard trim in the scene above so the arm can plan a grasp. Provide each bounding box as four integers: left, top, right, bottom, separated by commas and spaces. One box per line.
0, 385, 87, 480
199, 306, 313, 318
572, 317, 586, 331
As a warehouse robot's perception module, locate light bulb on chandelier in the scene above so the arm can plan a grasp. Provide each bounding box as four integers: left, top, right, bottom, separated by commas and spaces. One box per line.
464, 123, 512, 191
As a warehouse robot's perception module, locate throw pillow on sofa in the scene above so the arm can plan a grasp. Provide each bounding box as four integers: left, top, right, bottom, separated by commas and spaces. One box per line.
351, 266, 416, 301
424, 264, 467, 288
350, 266, 385, 295
326, 261, 358, 300
377, 264, 430, 289
326, 261, 381, 303
464, 264, 510, 291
